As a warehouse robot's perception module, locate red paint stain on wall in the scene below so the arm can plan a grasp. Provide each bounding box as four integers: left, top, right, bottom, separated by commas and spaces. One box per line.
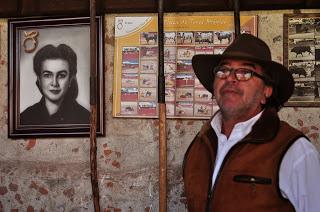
0, 186, 8, 195
29, 181, 48, 195
27, 205, 34, 212
63, 188, 75, 201
112, 160, 120, 169
301, 127, 310, 134
104, 149, 112, 157
30, 181, 38, 189
9, 183, 18, 192
38, 187, 48, 195
26, 139, 36, 150
15, 193, 23, 204
309, 133, 319, 140
106, 182, 113, 188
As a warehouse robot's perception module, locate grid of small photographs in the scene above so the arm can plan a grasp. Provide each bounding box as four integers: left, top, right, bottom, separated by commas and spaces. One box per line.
286, 15, 320, 103
120, 30, 235, 117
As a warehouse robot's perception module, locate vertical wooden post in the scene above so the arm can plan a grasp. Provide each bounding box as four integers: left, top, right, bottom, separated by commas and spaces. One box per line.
157, 0, 167, 211
89, 0, 100, 211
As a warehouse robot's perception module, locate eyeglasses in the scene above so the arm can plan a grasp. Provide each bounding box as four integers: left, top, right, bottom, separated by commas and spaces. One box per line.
213, 66, 267, 82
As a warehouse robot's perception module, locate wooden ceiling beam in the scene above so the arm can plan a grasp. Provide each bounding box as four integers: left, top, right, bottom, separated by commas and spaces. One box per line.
0, 0, 319, 18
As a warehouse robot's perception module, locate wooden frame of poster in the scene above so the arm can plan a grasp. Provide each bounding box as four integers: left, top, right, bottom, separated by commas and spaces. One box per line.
113, 15, 258, 118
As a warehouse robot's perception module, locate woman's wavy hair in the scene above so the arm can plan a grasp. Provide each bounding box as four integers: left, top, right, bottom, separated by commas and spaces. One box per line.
33, 44, 78, 100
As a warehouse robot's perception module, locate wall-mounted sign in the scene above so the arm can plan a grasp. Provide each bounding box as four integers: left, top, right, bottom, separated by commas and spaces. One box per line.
284, 13, 320, 106
113, 15, 257, 118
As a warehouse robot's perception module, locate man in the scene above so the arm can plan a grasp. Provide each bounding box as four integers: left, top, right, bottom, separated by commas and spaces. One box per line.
183, 34, 320, 211
20, 44, 90, 125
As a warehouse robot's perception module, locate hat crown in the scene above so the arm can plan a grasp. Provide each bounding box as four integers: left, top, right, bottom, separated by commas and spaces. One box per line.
191, 33, 294, 108
223, 33, 272, 62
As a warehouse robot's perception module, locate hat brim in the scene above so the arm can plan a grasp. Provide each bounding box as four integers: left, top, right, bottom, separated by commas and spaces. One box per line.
192, 54, 295, 105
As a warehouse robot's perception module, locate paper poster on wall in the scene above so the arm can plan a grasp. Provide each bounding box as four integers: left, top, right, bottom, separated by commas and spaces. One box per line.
113, 15, 258, 118
283, 13, 320, 106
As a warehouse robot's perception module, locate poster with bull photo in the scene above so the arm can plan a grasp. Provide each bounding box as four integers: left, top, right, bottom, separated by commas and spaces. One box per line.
284, 13, 320, 106
113, 15, 257, 118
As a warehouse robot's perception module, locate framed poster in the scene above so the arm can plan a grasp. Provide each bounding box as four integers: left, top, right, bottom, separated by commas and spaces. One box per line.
8, 16, 105, 137
113, 15, 257, 118
283, 13, 320, 106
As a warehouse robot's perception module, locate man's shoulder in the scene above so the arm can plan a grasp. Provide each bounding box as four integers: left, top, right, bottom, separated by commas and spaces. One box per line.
279, 120, 306, 138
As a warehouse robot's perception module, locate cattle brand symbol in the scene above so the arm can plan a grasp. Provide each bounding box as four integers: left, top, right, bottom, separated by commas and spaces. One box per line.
23, 30, 39, 53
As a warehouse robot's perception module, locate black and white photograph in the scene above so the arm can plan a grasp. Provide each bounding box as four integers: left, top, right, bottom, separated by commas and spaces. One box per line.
140, 60, 157, 73
284, 13, 320, 106
195, 46, 214, 55
120, 101, 138, 115
177, 46, 195, 60
164, 46, 176, 62
176, 87, 194, 102
177, 32, 194, 45
139, 87, 157, 101
165, 103, 175, 116
140, 32, 157, 45
195, 31, 214, 45
164, 32, 176, 45
214, 31, 233, 45
175, 101, 193, 116
194, 102, 212, 117
8, 16, 105, 137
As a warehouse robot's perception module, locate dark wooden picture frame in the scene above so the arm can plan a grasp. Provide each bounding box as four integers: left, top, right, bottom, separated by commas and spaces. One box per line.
8, 16, 104, 137
283, 13, 320, 106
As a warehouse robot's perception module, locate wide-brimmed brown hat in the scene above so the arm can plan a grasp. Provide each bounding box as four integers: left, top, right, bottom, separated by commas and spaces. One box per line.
192, 33, 294, 105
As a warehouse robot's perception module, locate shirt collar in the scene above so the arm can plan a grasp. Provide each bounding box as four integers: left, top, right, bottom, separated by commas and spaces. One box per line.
211, 110, 264, 142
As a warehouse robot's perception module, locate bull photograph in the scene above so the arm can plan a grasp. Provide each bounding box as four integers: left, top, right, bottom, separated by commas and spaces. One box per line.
284, 13, 320, 106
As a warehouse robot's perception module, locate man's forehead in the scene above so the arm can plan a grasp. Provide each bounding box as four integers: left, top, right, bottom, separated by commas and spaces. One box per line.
219, 58, 262, 69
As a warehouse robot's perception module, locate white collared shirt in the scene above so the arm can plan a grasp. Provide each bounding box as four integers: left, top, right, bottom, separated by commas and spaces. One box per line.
210, 111, 320, 212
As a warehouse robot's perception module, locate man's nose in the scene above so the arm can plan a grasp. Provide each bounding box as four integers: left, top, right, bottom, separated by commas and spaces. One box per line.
225, 70, 237, 82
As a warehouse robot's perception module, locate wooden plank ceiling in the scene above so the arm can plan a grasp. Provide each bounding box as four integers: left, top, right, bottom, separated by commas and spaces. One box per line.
0, 0, 319, 18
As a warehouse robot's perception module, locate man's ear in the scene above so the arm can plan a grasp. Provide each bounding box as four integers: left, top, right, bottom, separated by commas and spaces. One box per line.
261, 86, 273, 104
265, 86, 273, 98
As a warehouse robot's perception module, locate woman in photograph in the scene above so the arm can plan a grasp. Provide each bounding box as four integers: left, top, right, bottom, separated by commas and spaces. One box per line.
20, 44, 90, 125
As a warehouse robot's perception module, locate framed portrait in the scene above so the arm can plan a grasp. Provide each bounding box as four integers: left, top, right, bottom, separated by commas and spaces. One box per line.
8, 16, 105, 137
283, 13, 320, 106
